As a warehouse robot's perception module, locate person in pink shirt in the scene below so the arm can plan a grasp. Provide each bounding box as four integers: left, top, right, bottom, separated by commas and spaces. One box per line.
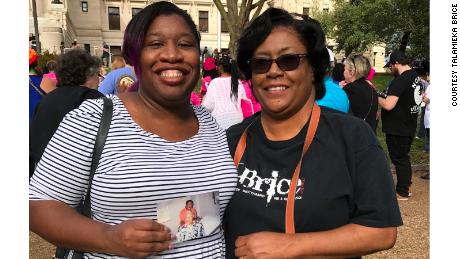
367, 67, 376, 81
240, 79, 261, 118
200, 56, 219, 98
40, 60, 58, 93
202, 56, 249, 129
190, 91, 201, 106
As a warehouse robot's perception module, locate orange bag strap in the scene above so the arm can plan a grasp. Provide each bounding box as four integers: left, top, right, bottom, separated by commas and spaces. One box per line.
233, 128, 247, 168
233, 103, 321, 234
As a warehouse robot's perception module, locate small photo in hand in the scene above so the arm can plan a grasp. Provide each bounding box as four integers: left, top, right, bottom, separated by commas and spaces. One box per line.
157, 191, 220, 243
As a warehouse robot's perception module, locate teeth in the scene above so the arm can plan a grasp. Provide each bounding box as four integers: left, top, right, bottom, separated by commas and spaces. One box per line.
160, 70, 183, 78
267, 86, 287, 91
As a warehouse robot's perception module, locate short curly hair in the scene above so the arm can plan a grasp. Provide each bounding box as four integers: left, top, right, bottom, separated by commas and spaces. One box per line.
236, 8, 330, 100
56, 49, 100, 87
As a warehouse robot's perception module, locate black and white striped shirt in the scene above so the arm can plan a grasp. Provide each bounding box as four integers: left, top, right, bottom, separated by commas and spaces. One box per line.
29, 96, 237, 258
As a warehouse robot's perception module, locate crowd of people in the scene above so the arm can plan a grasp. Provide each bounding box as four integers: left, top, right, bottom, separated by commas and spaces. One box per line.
29, 1, 429, 258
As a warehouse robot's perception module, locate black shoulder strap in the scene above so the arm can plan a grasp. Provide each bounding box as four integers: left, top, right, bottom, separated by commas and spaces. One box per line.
81, 96, 113, 217
29, 77, 46, 97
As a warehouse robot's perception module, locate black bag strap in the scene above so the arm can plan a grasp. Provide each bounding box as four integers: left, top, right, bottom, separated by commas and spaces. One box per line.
81, 96, 113, 217
29, 77, 46, 97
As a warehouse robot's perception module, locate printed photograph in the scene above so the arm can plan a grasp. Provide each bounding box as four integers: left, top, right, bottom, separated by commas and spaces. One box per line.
157, 191, 220, 243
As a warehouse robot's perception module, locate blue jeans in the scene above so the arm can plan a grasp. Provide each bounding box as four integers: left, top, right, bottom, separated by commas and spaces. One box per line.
386, 134, 414, 197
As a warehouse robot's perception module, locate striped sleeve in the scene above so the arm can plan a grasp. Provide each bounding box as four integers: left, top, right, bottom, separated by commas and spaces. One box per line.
29, 98, 105, 206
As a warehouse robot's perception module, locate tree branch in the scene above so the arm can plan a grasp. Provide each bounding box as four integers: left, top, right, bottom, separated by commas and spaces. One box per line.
250, 0, 266, 22
229, 0, 238, 21
238, 0, 249, 19
250, 0, 265, 10
238, 0, 254, 28
239, 0, 249, 17
213, 0, 234, 34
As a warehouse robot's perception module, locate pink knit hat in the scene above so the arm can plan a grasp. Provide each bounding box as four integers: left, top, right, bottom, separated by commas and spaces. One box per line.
203, 57, 216, 71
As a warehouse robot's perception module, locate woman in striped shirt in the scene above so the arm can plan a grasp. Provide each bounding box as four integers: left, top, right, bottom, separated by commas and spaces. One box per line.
29, 2, 237, 258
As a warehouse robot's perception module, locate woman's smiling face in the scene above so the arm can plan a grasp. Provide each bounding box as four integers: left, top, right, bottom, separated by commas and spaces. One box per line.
139, 14, 200, 106
251, 27, 315, 119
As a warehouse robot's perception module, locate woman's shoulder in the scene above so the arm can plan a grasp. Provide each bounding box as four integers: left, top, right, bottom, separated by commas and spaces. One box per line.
211, 76, 230, 84
226, 113, 260, 153
345, 78, 370, 92
228, 112, 258, 132
37, 86, 102, 110
207, 77, 229, 92
319, 107, 380, 147
321, 107, 363, 126
193, 105, 225, 130
66, 95, 121, 122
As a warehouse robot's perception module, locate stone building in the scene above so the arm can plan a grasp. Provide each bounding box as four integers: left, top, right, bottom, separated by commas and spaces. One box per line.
29, 0, 386, 71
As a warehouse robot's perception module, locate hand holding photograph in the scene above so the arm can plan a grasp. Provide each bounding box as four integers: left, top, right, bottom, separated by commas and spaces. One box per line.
157, 191, 221, 243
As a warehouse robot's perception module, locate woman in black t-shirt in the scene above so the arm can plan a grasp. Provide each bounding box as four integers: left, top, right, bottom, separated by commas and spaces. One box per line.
342, 53, 379, 132
224, 7, 402, 259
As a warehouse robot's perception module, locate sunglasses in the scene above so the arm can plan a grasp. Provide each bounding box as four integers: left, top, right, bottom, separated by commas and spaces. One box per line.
248, 53, 308, 74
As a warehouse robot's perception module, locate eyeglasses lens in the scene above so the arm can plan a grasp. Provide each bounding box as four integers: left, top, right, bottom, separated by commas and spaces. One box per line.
277, 55, 300, 71
251, 58, 271, 74
250, 54, 302, 74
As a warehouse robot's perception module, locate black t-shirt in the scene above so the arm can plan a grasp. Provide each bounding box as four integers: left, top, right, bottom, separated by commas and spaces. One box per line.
29, 86, 104, 177
381, 69, 424, 136
343, 78, 379, 133
224, 108, 403, 259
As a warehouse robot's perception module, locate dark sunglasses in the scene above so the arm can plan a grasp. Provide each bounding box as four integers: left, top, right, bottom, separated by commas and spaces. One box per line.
248, 53, 308, 74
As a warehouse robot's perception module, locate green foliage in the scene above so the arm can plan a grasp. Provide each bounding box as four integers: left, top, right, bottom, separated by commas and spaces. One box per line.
328, 0, 429, 60
315, 12, 335, 39
37, 50, 58, 73
194, 76, 202, 94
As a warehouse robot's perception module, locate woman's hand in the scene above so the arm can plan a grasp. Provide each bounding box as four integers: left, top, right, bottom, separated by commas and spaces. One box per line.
234, 225, 397, 259
106, 219, 174, 259
422, 94, 430, 104
235, 232, 293, 259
